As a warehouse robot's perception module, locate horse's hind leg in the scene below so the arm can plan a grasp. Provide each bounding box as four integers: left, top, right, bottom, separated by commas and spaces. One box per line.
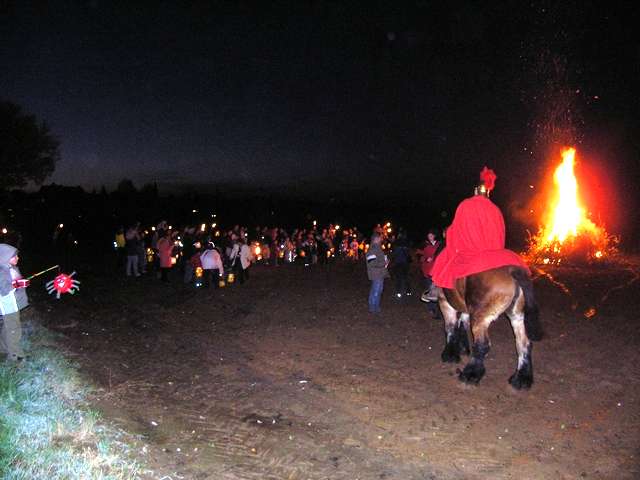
458, 313, 471, 356
507, 289, 534, 389
458, 315, 495, 385
440, 299, 463, 363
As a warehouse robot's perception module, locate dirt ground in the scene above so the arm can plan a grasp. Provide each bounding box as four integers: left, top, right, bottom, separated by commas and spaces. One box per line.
36, 257, 640, 479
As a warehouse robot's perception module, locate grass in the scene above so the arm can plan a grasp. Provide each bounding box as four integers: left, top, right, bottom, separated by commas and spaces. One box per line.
0, 325, 141, 479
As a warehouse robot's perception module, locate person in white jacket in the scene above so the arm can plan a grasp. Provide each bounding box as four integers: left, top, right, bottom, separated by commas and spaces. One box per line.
200, 243, 224, 288
238, 238, 254, 284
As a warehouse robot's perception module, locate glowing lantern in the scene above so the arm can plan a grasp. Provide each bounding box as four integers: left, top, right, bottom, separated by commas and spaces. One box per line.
227, 272, 235, 284
171, 256, 177, 266
194, 266, 204, 287
146, 248, 154, 263
45, 272, 81, 299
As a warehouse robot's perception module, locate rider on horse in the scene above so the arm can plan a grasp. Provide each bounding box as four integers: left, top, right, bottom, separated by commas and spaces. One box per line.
431, 167, 529, 290
432, 167, 541, 389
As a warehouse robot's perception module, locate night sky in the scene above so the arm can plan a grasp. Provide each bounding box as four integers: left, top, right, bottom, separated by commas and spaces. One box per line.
1, 1, 639, 214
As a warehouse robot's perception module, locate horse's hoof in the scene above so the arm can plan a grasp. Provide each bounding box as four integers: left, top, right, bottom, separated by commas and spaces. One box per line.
509, 372, 533, 390
458, 365, 485, 385
441, 347, 460, 363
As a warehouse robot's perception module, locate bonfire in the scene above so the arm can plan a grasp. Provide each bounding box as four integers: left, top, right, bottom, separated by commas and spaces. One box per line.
526, 147, 617, 265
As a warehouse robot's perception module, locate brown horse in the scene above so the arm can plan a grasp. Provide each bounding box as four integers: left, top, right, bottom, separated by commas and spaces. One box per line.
438, 265, 543, 389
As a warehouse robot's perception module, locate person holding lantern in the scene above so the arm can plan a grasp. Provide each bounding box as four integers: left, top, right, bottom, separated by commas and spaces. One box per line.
0, 244, 29, 362
157, 230, 174, 282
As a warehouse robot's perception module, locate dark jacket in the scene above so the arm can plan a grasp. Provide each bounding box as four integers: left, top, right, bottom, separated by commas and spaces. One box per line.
391, 236, 412, 267
366, 243, 389, 281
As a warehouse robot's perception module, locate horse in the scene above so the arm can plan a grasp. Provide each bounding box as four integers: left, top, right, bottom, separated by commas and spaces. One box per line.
437, 265, 543, 389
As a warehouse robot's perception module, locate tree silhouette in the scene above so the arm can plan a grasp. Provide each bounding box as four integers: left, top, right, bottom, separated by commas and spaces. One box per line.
0, 101, 60, 190
116, 178, 137, 195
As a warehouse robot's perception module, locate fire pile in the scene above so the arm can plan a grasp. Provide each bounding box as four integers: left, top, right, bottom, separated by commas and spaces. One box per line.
526, 147, 617, 265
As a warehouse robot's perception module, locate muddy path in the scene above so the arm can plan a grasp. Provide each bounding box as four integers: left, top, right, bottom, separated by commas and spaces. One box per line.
39, 259, 640, 479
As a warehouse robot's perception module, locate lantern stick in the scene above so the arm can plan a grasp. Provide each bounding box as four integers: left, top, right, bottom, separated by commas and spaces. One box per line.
26, 265, 60, 281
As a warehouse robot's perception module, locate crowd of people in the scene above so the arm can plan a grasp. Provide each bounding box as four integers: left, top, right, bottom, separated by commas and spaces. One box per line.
114, 219, 444, 319
117, 221, 435, 281
116, 222, 377, 283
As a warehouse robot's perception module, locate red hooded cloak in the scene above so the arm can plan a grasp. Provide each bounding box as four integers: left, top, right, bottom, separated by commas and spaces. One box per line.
431, 195, 529, 289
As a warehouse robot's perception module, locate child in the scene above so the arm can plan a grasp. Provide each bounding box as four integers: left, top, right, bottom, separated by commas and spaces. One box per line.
200, 242, 224, 288
417, 229, 442, 318
157, 231, 174, 282
0, 244, 29, 362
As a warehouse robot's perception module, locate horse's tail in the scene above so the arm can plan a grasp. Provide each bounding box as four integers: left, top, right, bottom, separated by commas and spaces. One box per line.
511, 267, 543, 341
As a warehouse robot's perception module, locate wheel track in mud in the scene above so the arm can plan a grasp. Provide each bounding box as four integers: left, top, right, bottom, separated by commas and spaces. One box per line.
96, 330, 445, 480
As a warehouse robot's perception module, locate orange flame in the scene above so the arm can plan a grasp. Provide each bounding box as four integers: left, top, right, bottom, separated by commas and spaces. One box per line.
527, 147, 614, 264
543, 148, 600, 242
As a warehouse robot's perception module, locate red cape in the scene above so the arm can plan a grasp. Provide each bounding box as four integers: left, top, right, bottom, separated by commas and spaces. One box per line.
432, 195, 529, 289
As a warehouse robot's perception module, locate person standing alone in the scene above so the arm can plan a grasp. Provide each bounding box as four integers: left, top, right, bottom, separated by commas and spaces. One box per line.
125, 223, 141, 277
366, 233, 389, 314
390, 229, 412, 299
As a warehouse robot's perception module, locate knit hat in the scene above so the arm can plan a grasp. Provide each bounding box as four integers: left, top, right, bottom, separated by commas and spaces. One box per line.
0, 244, 17, 264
